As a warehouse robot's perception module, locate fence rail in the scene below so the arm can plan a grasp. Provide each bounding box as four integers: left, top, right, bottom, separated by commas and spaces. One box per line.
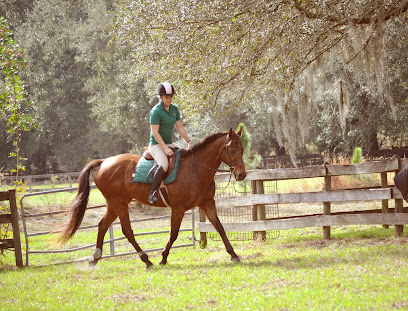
20, 187, 195, 267
198, 158, 408, 241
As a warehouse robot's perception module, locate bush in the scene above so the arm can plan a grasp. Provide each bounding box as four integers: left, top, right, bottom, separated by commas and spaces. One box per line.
351, 147, 363, 164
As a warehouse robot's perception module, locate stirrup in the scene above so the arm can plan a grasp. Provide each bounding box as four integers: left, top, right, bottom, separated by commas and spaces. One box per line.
148, 190, 159, 204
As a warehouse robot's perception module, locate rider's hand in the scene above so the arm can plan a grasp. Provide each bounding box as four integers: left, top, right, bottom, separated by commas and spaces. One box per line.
164, 146, 174, 156
188, 141, 193, 149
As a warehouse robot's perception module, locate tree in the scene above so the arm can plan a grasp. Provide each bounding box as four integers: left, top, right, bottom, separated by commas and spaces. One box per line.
115, 0, 407, 102
83, 1, 152, 154
4, 0, 156, 172
0, 17, 35, 180
11, 0, 93, 172
114, 0, 408, 159
11, 0, 141, 172
0, 0, 35, 26
309, 16, 408, 157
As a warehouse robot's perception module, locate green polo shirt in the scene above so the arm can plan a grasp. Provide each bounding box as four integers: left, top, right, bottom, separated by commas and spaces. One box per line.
149, 101, 181, 145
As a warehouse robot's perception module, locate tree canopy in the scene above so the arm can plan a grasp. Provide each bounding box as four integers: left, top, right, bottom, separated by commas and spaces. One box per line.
115, 0, 408, 161
0, 0, 407, 173
115, 0, 407, 105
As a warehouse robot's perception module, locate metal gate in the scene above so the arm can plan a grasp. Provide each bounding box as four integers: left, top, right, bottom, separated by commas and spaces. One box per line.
208, 179, 280, 241
20, 187, 195, 266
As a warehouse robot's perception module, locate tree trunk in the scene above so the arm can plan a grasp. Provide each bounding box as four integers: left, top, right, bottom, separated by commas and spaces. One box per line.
274, 139, 286, 156
368, 131, 380, 157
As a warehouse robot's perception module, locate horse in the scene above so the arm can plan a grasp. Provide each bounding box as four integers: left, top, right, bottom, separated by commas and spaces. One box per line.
59, 128, 247, 268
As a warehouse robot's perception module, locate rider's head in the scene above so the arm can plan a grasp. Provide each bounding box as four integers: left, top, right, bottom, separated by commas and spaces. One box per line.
158, 83, 176, 98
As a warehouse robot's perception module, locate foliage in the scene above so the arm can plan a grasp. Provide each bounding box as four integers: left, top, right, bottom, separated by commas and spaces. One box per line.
237, 123, 262, 169
13, 1, 97, 172
0, 1, 407, 174
351, 147, 363, 164
114, 0, 408, 157
0, 17, 35, 180
114, 0, 407, 104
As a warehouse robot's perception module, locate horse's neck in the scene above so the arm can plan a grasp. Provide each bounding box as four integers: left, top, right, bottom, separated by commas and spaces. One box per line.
193, 137, 224, 174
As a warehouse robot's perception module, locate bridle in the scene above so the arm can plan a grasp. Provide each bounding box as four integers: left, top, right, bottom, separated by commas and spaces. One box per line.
186, 134, 244, 193
189, 134, 243, 173
223, 135, 244, 171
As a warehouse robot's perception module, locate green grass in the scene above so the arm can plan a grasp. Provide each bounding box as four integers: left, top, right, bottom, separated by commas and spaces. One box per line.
1, 174, 406, 309
1, 226, 408, 310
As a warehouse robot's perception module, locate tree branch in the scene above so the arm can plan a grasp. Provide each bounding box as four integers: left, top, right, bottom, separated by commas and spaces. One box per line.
292, 0, 408, 25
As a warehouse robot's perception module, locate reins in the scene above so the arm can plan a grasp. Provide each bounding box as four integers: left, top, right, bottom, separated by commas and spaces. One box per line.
189, 148, 234, 193
180, 134, 243, 193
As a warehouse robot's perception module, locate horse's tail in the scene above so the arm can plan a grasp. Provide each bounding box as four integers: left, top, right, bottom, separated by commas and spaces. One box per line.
59, 159, 103, 244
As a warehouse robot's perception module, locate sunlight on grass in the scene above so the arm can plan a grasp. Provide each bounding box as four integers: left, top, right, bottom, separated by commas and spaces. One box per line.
1, 226, 407, 310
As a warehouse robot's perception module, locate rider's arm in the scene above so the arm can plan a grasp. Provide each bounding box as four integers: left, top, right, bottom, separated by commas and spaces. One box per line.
151, 124, 173, 156
175, 120, 192, 149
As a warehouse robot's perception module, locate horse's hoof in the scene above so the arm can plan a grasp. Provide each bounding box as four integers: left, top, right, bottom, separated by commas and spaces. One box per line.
159, 260, 167, 265
88, 260, 98, 269
146, 261, 154, 269
231, 257, 241, 264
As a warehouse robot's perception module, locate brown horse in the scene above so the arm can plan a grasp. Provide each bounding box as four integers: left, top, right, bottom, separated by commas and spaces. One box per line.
60, 128, 246, 268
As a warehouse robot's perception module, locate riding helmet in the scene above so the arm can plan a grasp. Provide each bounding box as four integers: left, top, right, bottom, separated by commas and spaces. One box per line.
157, 83, 176, 96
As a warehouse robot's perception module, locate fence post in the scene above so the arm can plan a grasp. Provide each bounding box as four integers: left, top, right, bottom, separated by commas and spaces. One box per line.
323, 174, 331, 240
381, 172, 390, 229
395, 159, 404, 236
0, 190, 23, 268
108, 225, 115, 256
251, 180, 258, 240
199, 208, 207, 248
255, 180, 266, 241
9, 190, 23, 267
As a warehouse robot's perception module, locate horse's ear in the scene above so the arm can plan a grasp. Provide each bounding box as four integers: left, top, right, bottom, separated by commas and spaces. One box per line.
228, 128, 233, 140
237, 127, 242, 137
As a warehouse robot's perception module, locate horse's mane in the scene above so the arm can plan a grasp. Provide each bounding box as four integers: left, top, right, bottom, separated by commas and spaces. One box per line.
179, 132, 227, 157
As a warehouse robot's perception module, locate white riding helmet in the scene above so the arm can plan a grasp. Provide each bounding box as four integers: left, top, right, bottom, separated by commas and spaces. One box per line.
157, 83, 176, 96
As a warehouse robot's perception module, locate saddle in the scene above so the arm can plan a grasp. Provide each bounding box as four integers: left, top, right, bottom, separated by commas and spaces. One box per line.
143, 147, 178, 179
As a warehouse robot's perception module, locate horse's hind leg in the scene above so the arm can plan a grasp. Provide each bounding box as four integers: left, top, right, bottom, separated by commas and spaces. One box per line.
200, 199, 240, 263
160, 208, 185, 265
117, 207, 153, 269
89, 206, 118, 268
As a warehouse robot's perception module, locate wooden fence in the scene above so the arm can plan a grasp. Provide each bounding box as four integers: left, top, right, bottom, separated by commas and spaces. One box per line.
0, 189, 23, 267
198, 158, 408, 244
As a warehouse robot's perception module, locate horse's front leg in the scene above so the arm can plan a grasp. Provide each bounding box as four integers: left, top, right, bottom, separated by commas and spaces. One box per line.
160, 208, 185, 265
199, 199, 240, 263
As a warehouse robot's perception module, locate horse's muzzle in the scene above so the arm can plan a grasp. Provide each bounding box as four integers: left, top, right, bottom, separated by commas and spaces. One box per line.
236, 172, 247, 181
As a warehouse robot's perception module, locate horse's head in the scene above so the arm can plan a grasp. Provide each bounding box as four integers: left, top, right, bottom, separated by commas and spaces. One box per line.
221, 128, 247, 181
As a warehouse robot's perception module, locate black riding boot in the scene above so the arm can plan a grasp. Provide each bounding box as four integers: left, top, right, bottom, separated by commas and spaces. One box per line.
148, 166, 166, 205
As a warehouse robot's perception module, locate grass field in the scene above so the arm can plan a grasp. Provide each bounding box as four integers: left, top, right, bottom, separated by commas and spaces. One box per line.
1, 226, 408, 310
1, 174, 408, 310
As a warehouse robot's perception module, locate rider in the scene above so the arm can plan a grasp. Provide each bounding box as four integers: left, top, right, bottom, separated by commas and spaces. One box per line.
148, 83, 192, 204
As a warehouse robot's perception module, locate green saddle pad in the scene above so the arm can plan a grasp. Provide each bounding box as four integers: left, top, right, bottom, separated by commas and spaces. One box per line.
131, 150, 181, 184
